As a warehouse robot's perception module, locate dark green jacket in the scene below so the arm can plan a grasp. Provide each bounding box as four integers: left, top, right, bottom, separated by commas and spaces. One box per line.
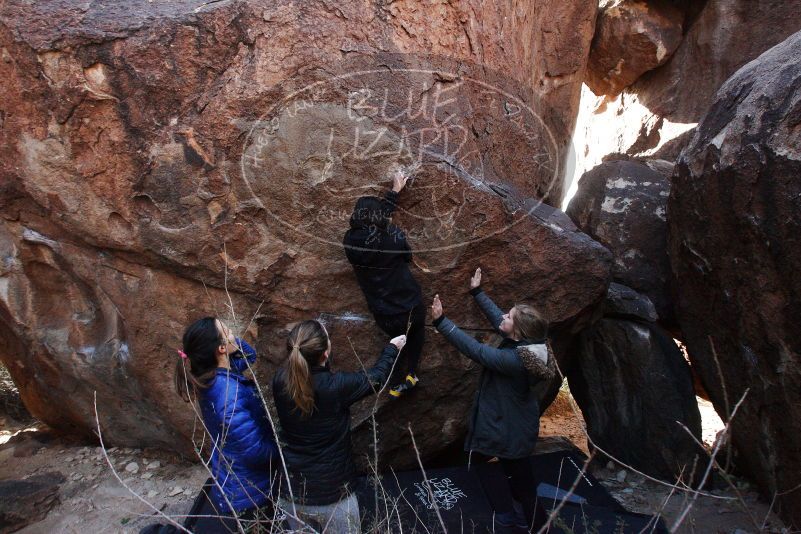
433, 288, 541, 459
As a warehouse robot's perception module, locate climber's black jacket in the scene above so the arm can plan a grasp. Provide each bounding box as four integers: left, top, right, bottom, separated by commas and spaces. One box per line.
343, 189, 422, 316
271, 343, 398, 505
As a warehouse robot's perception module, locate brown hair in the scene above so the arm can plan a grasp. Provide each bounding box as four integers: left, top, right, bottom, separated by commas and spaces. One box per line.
512, 304, 548, 342
175, 317, 224, 402
283, 320, 329, 417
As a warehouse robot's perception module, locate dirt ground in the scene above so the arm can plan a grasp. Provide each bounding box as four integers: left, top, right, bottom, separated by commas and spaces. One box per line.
0, 393, 789, 533
0, 418, 207, 533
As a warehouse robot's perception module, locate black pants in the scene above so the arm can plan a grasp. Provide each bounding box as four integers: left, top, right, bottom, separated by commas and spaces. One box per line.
373, 303, 426, 376
499, 457, 544, 529
475, 454, 543, 530
185, 502, 274, 533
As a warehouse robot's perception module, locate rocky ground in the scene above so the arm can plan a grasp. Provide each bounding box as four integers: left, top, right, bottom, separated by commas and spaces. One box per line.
0, 420, 206, 533
540, 392, 788, 533
0, 390, 787, 533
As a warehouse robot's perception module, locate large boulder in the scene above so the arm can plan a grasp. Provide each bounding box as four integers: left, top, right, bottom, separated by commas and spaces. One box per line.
571, 0, 801, 185
669, 30, 801, 527
0, 0, 607, 468
586, 0, 684, 97
566, 159, 675, 326
567, 284, 701, 480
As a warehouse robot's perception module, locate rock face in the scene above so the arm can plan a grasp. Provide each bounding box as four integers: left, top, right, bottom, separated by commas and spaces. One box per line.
0, 472, 65, 532
632, 0, 801, 128
604, 282, 657, 323
586, 0, 684, 97
566, 159, 674, 326
570, 0, 801, 188
0, 0, 607, 468
568, 284, 701, 480
669, 31, 801, 527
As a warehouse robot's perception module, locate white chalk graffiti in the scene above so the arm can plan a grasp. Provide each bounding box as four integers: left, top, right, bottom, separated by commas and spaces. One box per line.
238, 58, 564, 255
414, 477, 467, 511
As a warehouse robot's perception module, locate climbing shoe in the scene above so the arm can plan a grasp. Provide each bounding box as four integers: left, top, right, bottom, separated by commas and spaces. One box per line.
494, 511, 527, 530
494, 501, 528, 529
389, 373, 419, 398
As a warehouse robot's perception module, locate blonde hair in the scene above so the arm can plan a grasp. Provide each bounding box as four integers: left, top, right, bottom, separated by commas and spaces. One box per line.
284, 320, 329, 417
512, 304, 548, 342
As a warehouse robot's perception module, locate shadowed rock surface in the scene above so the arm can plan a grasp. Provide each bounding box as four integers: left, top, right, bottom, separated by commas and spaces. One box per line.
566, 159, 674, 326
603, 282, 658, 322
567, 284, 701, 481
669, 30, 801, 526
0, 0, 609, 468
0, 472, 65, 532
573, 0, 801, 181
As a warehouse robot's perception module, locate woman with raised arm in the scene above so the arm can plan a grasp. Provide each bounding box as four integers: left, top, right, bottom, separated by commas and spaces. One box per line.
272, 320, 405, 533
343, 169, 425, 398
431, 268, 554, 530
175, 317, 278, 522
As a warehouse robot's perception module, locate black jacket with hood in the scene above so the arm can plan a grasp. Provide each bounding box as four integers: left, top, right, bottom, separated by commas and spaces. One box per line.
433, 287, 554, 459
343, 190, 422, 316
272, 343, 399, 505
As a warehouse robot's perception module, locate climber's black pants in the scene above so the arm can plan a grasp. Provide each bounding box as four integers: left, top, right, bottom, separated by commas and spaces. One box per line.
373, 303, 426, 376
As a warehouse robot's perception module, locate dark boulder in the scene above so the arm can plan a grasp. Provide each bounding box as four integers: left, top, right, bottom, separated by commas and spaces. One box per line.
567, 159, 675, 327
568, 284, 702, 480
668, 29, 801, 527
604, 282, 658, 322
0, 472, 65, 533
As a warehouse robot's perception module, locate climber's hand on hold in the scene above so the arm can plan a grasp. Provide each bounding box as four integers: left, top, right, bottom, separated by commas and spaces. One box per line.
470, 267, 482, 289
431, 294, 443, 320
392, 169, 409, 193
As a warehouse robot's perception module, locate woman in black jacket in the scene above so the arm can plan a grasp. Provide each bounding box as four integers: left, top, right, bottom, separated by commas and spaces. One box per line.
431, 268, 554, 530
343, 170, 425, 398
272, 319, 405, 532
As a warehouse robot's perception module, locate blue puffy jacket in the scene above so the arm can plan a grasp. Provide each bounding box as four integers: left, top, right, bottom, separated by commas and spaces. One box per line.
198, 339, 278, 514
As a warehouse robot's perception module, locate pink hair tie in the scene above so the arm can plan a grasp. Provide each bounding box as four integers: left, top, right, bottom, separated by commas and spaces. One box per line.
177, 350, 188, 360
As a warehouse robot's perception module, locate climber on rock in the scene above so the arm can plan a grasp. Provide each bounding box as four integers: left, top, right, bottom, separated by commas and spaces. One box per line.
174, 317, 279, 523
272, 319, 405, 532
342, 168, 425, 398
430, 267, 556, 530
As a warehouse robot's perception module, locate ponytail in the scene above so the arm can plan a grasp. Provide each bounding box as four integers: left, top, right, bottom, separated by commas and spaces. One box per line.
174, 317, 224, 402
283, 320, 329, 417
286, 344, 314, 416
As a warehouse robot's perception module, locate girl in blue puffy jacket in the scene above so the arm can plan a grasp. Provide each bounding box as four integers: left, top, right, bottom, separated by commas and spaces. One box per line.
175, 317, 279, 521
